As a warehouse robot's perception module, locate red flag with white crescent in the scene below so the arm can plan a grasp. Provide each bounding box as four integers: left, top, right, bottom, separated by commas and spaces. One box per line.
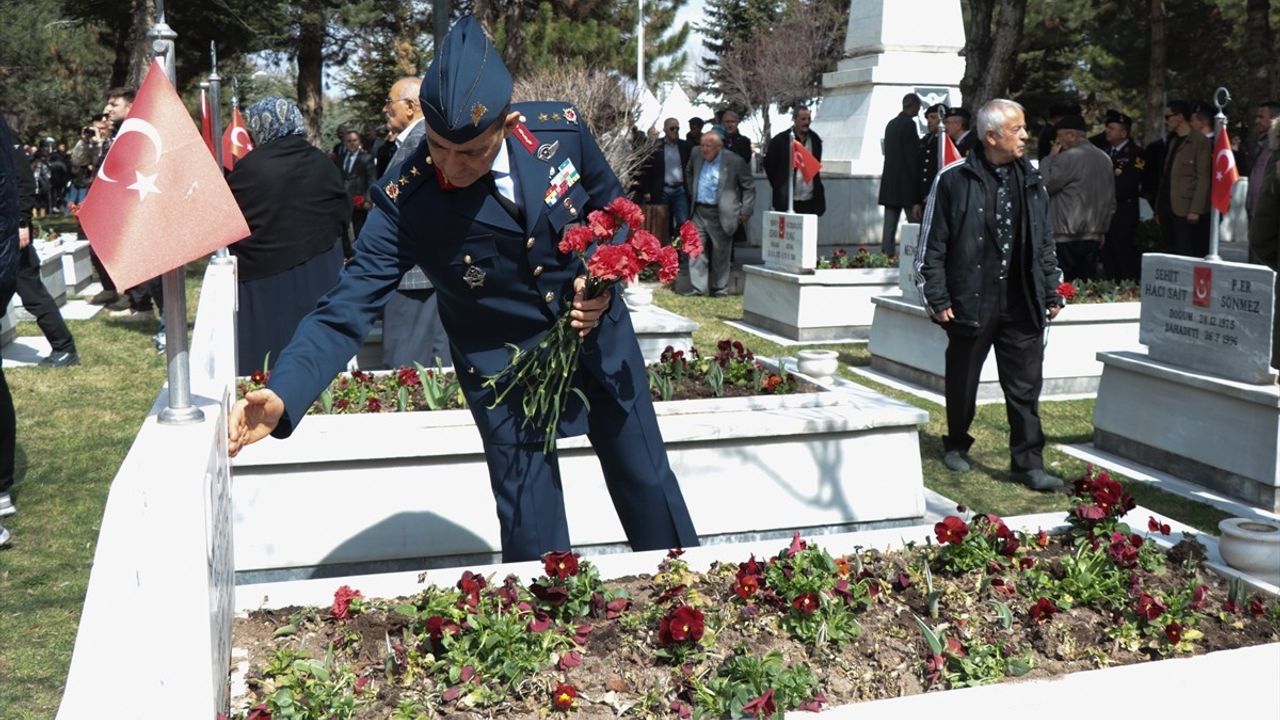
941, 131, 963, 168
222, 106, 254, 170
199, 89, 215, 155
78, 60, 250, 290
791, 139, 822, 183
1210, 125, 1239, 215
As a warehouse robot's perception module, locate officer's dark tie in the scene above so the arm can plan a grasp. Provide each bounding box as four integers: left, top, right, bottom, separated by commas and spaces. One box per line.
484, 172, 524, 226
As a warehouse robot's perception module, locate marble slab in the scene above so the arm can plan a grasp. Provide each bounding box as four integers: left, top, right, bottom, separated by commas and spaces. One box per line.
1139, 254, 1277, 384
762, 211, 818, 274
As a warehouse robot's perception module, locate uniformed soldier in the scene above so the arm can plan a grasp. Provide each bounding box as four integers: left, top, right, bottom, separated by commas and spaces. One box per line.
1101, 112, 1145, 282
227, 16, 700, 562
916, 103, 946, 216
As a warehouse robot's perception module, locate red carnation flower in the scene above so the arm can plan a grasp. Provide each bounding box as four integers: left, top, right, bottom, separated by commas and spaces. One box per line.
934, 515, 969, 545
559, 225, 595, 255
657, 245, 680, 284
587, 243, 642, 282
1057, 281, 1075, 302
629, 228, 663, 263
658, 604, 705, 645
587, 209, 618, 239
677, 220, 704, 258
331, 585, 363, 620
552, 683, 578, 711
543, 550, 580, 580
605, 196, 645, 230
353, 194, 365, 209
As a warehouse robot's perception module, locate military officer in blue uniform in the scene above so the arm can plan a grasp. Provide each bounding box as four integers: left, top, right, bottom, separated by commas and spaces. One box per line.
1100, 112, 1145, 282
228, 16, 700, 562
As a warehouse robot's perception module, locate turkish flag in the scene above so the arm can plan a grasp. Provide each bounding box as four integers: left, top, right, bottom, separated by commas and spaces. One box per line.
1210, 125, 1239, 215
222, 106, 254, 170
791, 139, 822, 183
199, 89, 215, 155
78, 60, 250, 291
941, 131, 963, 168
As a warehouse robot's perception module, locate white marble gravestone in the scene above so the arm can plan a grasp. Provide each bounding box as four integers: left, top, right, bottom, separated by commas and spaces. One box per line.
762, 211, 818, 275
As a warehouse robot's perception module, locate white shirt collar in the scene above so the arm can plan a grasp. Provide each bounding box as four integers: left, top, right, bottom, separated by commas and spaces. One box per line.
395, 117, 424, 147
492, 137, 511, 177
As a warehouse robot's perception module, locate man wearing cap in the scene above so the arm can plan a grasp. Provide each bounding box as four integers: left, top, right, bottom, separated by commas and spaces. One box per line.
945, 107, 978, 157
917, 103, 946, 211
227, 17, 700, 562
1101, 112, 1145, 281
1039, 114, 1115, 281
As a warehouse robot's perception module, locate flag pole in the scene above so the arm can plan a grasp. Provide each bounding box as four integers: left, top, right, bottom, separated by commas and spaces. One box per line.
210, 41, 231, 264
1206, 86, 1229, 262
787, 127, 795, 214
150, 0, 205, 425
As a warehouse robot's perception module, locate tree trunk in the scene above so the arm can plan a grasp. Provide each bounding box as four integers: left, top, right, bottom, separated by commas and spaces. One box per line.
1244, 0, 1272, 154
1144, 0, 1166, 146
296, 16, 325, 145
959, 0, 995, 108
974, 0, 1026, 109
126, 0, 155, 88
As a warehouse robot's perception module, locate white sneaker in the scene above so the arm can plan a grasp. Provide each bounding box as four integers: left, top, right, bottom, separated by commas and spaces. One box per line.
0, 524, 9, 546
0, 492, 14, 516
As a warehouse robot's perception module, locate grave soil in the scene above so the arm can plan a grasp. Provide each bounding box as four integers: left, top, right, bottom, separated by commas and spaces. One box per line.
231, 534, 1280, 719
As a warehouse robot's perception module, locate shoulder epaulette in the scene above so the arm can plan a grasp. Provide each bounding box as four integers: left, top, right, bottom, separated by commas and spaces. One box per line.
380, 140, 434, 204
514, 100, 581, 132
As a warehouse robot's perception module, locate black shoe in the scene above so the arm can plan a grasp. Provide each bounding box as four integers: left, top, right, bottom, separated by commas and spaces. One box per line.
1010, 469, 1064, 491
106, 297, 131, 312
677, 290, 702, 297
40, 351, 80, 367
89, 290, 119, 305
710, 291, 729, 297
943, 450, 971, 472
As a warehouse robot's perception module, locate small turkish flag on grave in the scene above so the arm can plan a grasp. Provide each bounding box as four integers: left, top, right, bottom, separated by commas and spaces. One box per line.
1192, 265, 1212, 307
791, 139, 822, 182
222, 106, 254, 170
78, 60, 249, 290
1210, 125, 1239, 216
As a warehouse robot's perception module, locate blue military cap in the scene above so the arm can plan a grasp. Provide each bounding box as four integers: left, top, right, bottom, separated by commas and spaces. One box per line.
420, 15, 512, 144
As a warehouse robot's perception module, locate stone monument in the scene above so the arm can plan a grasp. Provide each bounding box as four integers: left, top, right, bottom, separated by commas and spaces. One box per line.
808, 0, 964, 246
1094, 254, 1279, 511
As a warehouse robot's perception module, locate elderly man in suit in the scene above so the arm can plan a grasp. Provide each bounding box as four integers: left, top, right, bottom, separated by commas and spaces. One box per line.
640, 117, 693, 241
685, 129, 754, 297
228, 16, 699, 562
338, 129, 377, 256
377, 75, 451, 369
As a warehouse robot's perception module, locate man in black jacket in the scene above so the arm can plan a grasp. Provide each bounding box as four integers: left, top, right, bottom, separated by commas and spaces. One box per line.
1, 113, 20, 544
915, 98, 1066, 491
640, 117, 693, 239
764, 105, 824, 216
878, 93, 921, 254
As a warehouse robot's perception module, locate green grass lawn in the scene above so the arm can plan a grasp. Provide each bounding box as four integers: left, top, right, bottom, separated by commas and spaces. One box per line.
0, 277, 1229, 717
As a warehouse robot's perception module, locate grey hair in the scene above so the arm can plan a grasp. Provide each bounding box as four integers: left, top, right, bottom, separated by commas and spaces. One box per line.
975, 99, 1026, 137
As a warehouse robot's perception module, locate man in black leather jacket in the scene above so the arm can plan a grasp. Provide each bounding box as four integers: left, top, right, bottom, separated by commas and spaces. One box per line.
914, 98, 1066, 491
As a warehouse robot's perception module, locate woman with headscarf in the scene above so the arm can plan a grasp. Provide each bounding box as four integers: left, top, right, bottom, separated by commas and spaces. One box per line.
228, 97, 351, 375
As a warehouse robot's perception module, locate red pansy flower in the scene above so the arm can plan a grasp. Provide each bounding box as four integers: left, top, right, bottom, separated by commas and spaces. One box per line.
934, 515, 969, 544
658, 605, 705, 645
530, 582, 570, 606
1249, 597, 1266, 617
1029, 597, 1058, 624
742, 688, 776, 719
552, 683, 578, 711
397, 367, 421, 387
1135, 593, 1167, 622
1164, 621, 1183, 643
1147, 515, 1172, 535
331, 585, 362, 620
543, 550, 580, 580
557, 651, 582, 670
733, 574, 760, 599
792, 592, 820, 615
1190, 584, 1209, 610
366, 397, 382, 413
249, 369, 267, 385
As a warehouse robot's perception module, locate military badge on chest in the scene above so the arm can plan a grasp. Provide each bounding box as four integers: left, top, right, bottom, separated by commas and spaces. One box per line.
463, 263, 485, 289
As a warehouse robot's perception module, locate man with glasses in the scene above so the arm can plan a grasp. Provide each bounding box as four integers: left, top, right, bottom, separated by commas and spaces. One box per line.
640, 118, 691, 241
1155, 101, 1210, 257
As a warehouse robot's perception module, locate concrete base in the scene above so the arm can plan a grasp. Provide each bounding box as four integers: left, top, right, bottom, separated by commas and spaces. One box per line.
0, 311, 13, 347
868, 295, 1142, 400
1093, 350, 1280, 512
59, 239, 95, 293
741, 264, 898, 342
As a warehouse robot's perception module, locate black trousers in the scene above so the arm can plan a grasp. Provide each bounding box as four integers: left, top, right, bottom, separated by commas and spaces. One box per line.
16, 245, 75, 354
1101, 202, 1140, 281
0, 364, 13, 494
1055, 239, 1100, 282
881, 205, 903, 254
1159, 210, 1208, 257
943, 285, 1046, 472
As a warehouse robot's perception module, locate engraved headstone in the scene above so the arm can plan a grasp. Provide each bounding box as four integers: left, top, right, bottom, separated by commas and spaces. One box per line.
897, 224, 920, 302
1139, 254, 1277, 384
762, 211, 818, 274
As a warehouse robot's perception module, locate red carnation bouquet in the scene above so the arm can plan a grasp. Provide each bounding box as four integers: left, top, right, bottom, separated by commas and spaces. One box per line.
483, 196, 703, 451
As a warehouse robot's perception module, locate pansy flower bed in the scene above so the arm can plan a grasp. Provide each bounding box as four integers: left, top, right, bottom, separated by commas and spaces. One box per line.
229, 466, 1279, 719
815, 248, 896, 270
236, 340, 810, 415
1057, 278, 1141, 304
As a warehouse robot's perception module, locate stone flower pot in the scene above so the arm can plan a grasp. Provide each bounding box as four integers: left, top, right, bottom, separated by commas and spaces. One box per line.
1218, 517, 1280, 587
796, 348, 840, 380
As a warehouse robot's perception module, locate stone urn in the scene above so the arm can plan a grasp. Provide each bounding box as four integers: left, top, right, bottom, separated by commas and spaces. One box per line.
796, 349, 840, 380
1218, 517, 1280, 587
622, 286, 653, 310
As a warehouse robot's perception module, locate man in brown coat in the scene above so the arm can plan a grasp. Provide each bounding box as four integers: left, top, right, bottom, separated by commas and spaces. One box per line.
1156, 100, 1211, 257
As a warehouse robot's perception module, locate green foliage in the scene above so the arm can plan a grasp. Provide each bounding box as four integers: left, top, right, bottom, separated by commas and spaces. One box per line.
257, 646, 364, 720
816, 248, 897, 269
689, 648, 821, 719
760, 541, 869, 647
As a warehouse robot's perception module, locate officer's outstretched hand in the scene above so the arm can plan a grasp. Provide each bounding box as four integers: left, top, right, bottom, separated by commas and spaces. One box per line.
228, 388, 285, 457
570, 275, 611, 338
